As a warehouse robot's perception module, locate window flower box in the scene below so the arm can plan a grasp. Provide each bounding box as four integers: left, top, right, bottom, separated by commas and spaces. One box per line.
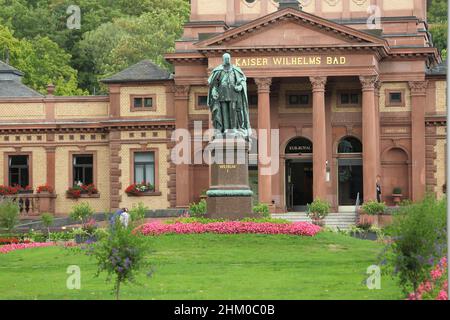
36, 184, 54, 194
125, 183, 158, 196
16, 185, 34, 194
66, 184, 99, 199
0, 185, 19, 196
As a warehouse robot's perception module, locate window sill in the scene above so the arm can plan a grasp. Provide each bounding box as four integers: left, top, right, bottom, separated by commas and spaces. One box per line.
66, 193, 101, 199
126, 191, 162, 197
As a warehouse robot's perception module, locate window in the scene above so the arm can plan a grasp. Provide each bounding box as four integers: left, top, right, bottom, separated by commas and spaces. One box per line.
134, 152, 155, 186
386, 90, 405, 107
286, 92, 311, 108
338, 137, 363, 154
130, 95, 156, 111
338, 91, 361, 107
73, 154, 94, 186
196, 94, 208, 109
9, 155, 29, 187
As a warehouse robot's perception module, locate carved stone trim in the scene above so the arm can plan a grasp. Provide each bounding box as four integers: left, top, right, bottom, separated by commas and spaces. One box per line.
408, 81, 428, 96
359, 75, 379, 91
254, 77, 272, 93
174, 85, 190, 99
309, 76, 327, 92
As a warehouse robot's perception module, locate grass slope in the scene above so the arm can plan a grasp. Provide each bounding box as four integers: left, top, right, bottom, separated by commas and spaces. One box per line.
0, 232, 402, 300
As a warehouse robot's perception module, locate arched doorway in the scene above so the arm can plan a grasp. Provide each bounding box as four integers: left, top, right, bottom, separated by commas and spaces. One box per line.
381, 147, 410, 204
285, 137, 313, 211
337, 136, 363, 207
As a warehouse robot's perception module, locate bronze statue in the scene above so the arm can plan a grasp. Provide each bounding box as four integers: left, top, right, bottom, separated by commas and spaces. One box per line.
207, 53, 251, 139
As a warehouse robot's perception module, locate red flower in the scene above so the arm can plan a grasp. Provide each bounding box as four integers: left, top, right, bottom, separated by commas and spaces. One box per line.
37, 184, 54, 193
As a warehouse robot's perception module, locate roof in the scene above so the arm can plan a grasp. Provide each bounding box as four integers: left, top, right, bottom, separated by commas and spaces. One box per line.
101, 60, 173, 84
426, 60, 447, 76
0, 60, 23, 76
0, 80, 43, 97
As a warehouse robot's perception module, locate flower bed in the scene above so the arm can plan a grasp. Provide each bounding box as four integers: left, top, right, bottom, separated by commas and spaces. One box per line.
408, 257, 448, 300
0, 241, 76, 254
0, 237, 32, 245
139, 221, 321, 237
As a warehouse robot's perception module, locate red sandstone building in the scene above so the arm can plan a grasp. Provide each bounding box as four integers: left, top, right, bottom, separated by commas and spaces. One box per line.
0, 0, 446, 215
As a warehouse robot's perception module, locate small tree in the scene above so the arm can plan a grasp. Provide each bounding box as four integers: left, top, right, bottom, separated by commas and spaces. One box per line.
0, 200, 20, 233
69, 202, 94, 225
188, 199, 207, 217
307, 199, 331, 221
253, 203, 270, 218
381, 196, 447, 297
129, 202, 148, 226
90, 220, 150, 300
41, 213, 54, 239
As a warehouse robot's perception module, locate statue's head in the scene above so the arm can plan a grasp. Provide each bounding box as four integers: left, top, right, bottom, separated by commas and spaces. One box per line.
222, 53, 231, 66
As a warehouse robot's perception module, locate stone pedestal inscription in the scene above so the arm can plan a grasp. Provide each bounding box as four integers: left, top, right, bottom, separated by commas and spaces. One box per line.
206, 138, 255, 219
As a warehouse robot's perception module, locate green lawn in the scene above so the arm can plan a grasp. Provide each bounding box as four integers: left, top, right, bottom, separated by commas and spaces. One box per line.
0, 232, 403, 300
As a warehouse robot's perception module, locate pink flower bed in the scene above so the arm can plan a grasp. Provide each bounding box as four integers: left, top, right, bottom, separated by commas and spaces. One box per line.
408, 257, 448, 300
0, 242, 75, 254
139, 221, 321, 237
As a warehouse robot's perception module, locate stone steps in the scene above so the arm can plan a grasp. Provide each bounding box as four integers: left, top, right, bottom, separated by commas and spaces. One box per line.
272, 212, 358, 230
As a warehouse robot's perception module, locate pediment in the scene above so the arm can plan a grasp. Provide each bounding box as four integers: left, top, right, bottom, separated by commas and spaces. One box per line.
196, 8, 386, 49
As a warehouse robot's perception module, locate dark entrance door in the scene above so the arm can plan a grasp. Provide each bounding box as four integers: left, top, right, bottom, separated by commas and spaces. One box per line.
338, 158, 363, 206
286, 159, 313, 211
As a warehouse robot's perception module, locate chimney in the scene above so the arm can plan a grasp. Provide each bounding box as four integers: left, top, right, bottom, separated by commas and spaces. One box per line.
47, 83, 55, 96
278, 0, 302, 10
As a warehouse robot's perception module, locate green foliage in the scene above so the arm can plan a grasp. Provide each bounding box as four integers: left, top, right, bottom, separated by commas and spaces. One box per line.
428, 0, 448, 23
188, 199, 207, 217
392, 187, 402, 195
361, 200, 386, 215
90, 220, 150, 300
429, 22, 448, 58
381, 196, 447, 295
69, 202, 94, 224
129, 202, 147, 224
0, 25, 86, 95
41, 213, 54, 228
252, 203, 270, 218
165, 217, 291, 224
0, 200, 20, 232
306, 199, 331, 219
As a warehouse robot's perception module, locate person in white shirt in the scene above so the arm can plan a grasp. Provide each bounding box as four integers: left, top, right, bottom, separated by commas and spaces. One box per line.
119, 208, 130, 228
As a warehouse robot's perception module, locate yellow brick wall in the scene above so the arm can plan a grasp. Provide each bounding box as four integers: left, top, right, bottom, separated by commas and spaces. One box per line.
435, 81, 447, 112
198, 0, 226, 14
379, 82, 411, 112
383, 0, 414, 11
119, 143, 170, 210
120, 130, 166, 140
119, 86, 167, 117
54, 145, 111, 214
279, 83, 312, 114
435, 127, 446, 199
0, 103, 45, 119
55, 102, 109, 119
0, 147, 15, 185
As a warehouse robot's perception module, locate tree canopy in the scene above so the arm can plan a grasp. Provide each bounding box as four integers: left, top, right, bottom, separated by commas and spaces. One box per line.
0, 0, 189, 95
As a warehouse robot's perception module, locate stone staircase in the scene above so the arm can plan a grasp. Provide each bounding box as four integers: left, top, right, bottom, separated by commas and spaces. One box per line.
272, 211, 358, 230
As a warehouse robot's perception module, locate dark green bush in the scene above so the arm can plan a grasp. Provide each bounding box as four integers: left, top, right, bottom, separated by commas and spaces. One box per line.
0, 200, 20, 233
188, 199, 207, 217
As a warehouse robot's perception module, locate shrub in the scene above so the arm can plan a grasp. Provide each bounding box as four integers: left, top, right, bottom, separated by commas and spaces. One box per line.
380, 196, 447, 297
361, 200, 386, 215
0, 200, 20, 232
129, 202, 148, 224
306, 199, 331, 220
69, 202, 94, 225
90, 220, 150, 300
188, 199, 207, 217
252, 203, 270, 218
393, 187, 402, 195
41, 213, 54, 237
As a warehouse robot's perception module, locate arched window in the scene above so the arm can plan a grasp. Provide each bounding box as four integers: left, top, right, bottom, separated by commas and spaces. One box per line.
285, 137, 313, 154
338, 136, 362, 154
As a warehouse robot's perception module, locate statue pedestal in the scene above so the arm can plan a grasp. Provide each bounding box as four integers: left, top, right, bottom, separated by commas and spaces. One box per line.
206, 137, 255, 220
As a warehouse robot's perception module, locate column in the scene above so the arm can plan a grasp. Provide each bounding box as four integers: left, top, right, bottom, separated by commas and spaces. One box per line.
310, 76, 327, 200
255, 77, 272, 205
174, 85, 190, 207
409, 81, 428, 201
360, 75, 379, 201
